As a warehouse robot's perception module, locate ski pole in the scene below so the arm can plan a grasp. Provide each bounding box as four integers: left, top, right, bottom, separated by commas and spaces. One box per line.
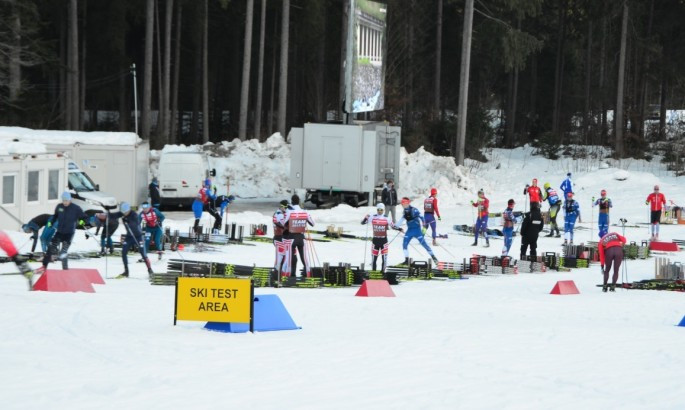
590, 197, 594, 241
363, 218, 370, 270
435, 242, 457, 260
388, 230, 402, 245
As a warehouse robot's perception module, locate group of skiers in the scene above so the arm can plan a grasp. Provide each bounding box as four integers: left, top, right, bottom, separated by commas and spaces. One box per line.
18, 190, 169, 279
271, 188, 441, 277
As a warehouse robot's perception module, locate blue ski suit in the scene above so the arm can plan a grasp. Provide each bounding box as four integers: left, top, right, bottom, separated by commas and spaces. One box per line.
563, 199, 581, 242
593, 197, 612, 238
396, 206, 436, 259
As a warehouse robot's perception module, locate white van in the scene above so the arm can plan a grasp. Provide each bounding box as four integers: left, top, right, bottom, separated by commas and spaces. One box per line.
158, 152, 215, 207
68, 162, 118, 213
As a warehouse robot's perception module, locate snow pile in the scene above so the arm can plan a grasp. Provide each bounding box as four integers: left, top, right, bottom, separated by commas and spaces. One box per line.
151, 134, 291, 198
0, 126, 141, 146
613, 170, 630, 181
400, 147, 486, 204
213, 134, 291, 198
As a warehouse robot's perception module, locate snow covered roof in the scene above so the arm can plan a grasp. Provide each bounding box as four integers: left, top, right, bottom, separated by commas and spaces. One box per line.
0, 140, 48, 156
0, 126, 142, 147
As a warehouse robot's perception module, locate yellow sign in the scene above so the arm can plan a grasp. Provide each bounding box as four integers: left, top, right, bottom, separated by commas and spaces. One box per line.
175, 277, 252, 324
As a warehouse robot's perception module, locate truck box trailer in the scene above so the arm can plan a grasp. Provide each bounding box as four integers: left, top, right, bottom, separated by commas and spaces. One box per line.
290, 122, 401, 207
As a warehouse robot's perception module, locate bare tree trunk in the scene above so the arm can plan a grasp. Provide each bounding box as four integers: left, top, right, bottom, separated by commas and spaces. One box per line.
455, 0, 474, 165
406, 0, 415, 130
118, 74, 130, 131
238, 0, 255, 140
159, 0, 174, 146
80, 0, 87, 129
8, 0, 21, 104
142, 0, 155, 139
254, 0, 267, 140
60, 17, 67, 128
68, 0, 80, 130
202, 0, 209, 143
552, 1, 566, 138
268, 12, 278, 137
615, 0, 629, 158
190, 6, 202, 143
339, 0, 349, 122
636, 0, 654, 139
155, 0, 164, 143
170, 2, 182, 144
434, 0, 443, 120
315, 4, 326, 123
583, 20, 592, 144
658, 65, 667, 140
277, 0, 290, 138
599, 16, 607, 142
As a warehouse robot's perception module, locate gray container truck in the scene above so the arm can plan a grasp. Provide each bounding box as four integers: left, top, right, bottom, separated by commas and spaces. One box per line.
290, 122, 401, 207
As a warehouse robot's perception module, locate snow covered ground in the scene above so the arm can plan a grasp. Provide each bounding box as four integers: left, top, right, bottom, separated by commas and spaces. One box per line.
1, 142, 685, 409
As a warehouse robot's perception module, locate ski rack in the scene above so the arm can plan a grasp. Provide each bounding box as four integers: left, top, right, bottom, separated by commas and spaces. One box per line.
515, 255, 547, 274
249, 224, 268, 236
655, 257, 684, 280
562, 243, 597, 260
624, 241, 650, 260
386, 260, 434, 280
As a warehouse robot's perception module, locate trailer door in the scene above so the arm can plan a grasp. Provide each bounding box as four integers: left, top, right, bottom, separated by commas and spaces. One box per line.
321, 137, 342, 188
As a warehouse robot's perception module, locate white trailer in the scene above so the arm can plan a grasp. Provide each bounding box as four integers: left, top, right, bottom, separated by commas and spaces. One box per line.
0, 127, 149, 206
46, 141, 149, 206
290, 122, 401, 206
0, 152, 69, 230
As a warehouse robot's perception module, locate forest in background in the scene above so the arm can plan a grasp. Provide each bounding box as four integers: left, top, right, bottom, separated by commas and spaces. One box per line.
2, 0, 685, 169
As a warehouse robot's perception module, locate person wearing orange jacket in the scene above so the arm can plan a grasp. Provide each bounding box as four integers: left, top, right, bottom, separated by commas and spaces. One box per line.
646, 185, 666, 240
598, 232, 627, 292
423, 188, 441, 246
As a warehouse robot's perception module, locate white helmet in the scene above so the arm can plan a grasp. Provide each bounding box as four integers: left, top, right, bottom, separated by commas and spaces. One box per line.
376, 203, 386, 213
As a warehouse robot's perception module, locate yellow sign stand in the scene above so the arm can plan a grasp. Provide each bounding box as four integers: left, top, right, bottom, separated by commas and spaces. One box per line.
174, 277, 254, 332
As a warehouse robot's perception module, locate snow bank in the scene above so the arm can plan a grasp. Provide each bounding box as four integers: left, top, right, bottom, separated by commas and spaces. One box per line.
150, 134, 291, 198
0, 126, 141, 146
400, 147, 486, 204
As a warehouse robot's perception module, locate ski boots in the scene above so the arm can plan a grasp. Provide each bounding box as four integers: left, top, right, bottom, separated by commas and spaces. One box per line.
432, 239, 437, 246
116, 271, 129, 279
602, 285, 608, 293
555, 233, 561, 238
18, 262, 33, 279
609, 284, 616, 292
157, 251, 163, 261
402, 257, 410, 266
545, 232, 554, 237
471, 241, 477, 246
484, 240, 490, 248
99, 249, 107, 257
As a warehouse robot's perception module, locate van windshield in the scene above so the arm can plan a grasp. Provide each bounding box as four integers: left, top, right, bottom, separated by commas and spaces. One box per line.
69, 171, 97, 192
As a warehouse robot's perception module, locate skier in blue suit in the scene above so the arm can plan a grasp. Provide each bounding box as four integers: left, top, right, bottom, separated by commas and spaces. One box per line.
560, 172, 573, 199
563, 192, 581, 245
395, 197, 438, 265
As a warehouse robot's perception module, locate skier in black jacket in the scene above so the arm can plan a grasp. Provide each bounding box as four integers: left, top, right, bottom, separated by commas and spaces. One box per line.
149, 177, 161, 209
520, 206, 544, 261
41, 191, 87, 270
22, 213, 53, 253
99, 202, 153, 278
